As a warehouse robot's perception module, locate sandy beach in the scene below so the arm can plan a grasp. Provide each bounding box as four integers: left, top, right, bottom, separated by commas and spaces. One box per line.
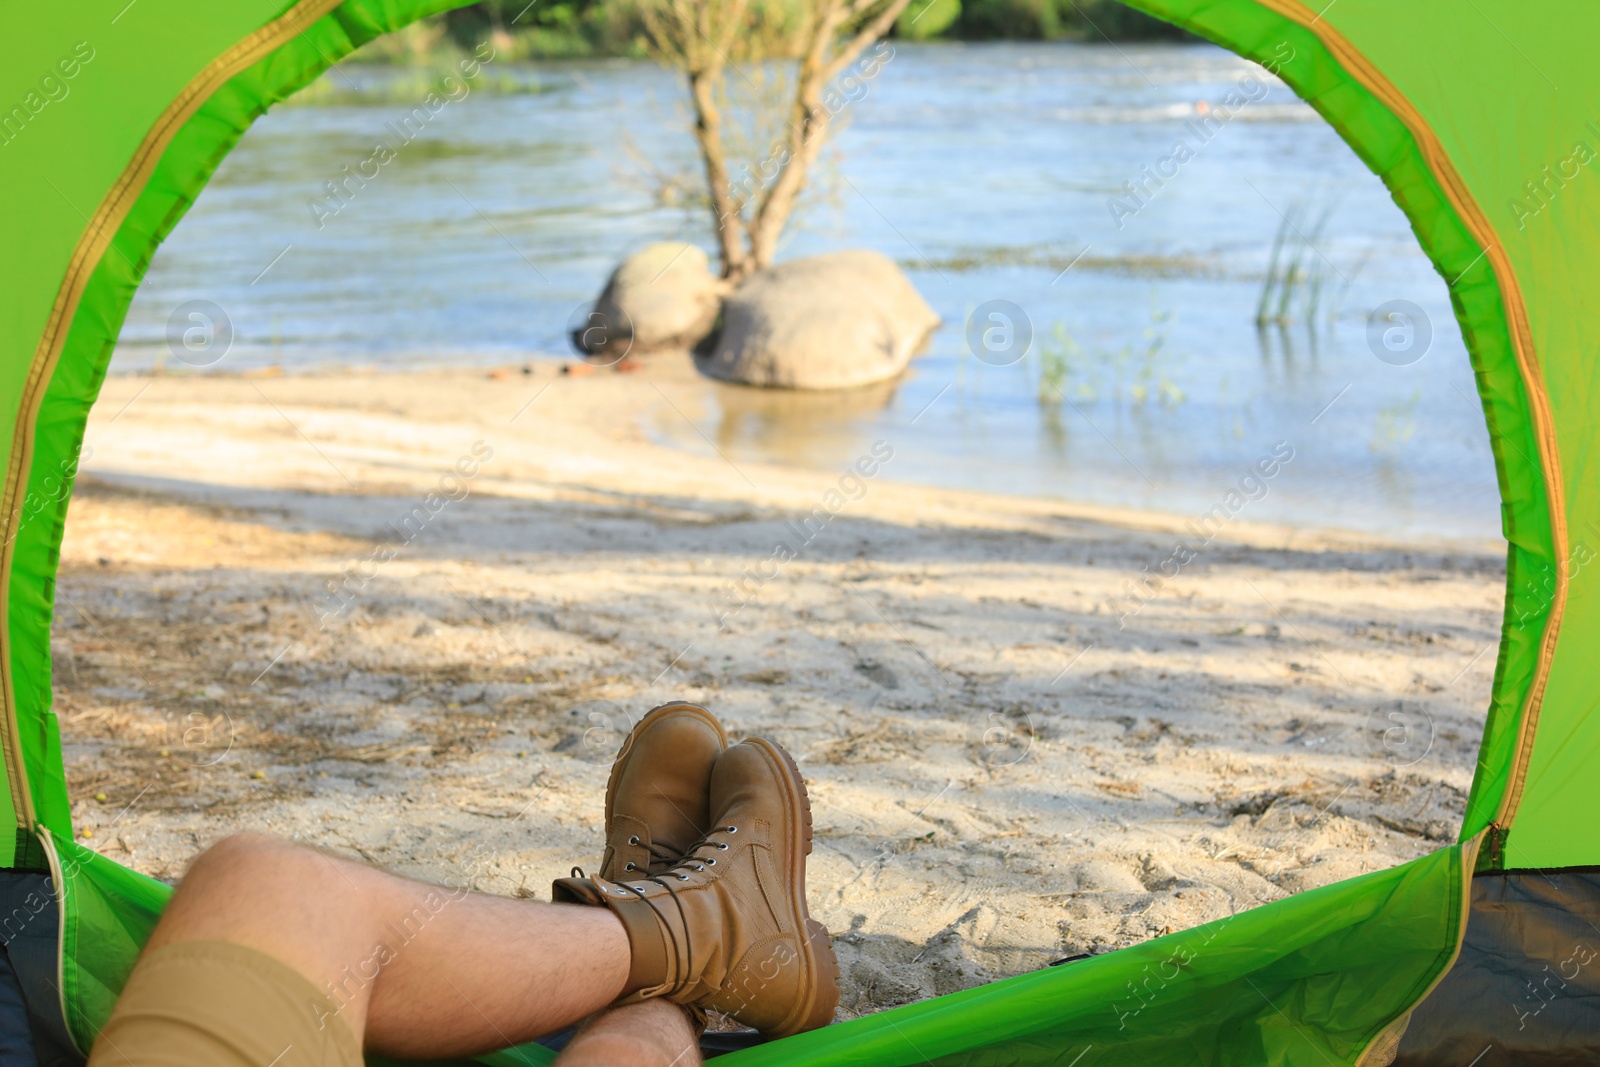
56, 358, 1504, 1020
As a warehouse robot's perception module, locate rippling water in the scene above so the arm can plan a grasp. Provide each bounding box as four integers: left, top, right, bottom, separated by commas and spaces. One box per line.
116, 41, 1502, 543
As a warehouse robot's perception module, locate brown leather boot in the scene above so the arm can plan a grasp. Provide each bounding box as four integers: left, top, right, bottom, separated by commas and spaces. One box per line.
553, 738, 839, 1037
600, 701, 727, 881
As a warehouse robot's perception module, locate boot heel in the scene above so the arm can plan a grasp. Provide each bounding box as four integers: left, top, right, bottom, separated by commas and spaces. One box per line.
802, 919, 841, 1031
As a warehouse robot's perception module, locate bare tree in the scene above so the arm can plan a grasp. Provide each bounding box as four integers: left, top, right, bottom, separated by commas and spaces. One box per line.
642, 0, 912, 282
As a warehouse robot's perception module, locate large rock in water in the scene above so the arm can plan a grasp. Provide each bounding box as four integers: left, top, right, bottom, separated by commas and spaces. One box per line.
695, 251, 939, 390
575, 242, 726, 359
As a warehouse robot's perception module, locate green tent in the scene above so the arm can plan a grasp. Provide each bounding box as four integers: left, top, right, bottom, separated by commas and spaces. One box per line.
1, 0, 1594, 1063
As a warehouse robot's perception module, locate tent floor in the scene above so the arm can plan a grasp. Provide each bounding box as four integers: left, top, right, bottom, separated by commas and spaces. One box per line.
0, 869, 77, 1067
1396, 868, 1600, 1065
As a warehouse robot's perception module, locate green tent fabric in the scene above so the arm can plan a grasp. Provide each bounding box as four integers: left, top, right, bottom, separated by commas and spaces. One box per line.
1, 0, 1593, 1062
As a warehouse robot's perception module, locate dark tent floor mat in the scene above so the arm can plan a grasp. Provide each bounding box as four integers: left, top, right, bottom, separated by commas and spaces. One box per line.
0, 869, 78, 1066
1395, 868, 1600, 1066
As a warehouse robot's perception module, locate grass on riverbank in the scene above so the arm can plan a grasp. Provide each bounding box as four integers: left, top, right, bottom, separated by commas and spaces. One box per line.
284, 60, 549, 106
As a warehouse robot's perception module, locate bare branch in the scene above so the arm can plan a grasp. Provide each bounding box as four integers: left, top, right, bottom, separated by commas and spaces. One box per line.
843, 0, 880, 24
688, 67, 749, 278
826, 0, 914, 82
742, 0, 843, 273
638, 0, 900, 278
711, 0, 751, 59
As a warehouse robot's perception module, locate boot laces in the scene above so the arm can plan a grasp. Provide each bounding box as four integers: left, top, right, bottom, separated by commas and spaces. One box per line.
621, 825, 737, 997
662, 824, 736, 876
626, 825, 735, 878
624, 836, 687, 876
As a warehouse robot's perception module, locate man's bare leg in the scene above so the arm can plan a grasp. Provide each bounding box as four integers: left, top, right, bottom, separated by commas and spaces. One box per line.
555, 1001, 701, 1067
141, 833, 648, 1059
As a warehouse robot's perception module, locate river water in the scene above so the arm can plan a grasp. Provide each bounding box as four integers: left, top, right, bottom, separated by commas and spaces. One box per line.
114, 41, 1502, 544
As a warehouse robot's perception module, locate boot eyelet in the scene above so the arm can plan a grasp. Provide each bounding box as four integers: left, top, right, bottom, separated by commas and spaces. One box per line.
716, 843, 729, 851
628, 836, 641, 846
694, 864, 705, 872
624, 862, 637, 872
676, 873, 689, 881
726, 825, 738, 833
706, 858, 716, 865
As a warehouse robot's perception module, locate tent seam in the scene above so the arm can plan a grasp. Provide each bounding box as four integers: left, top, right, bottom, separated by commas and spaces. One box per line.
0, 0, 349, 842
1106, 0, 1542, 1059
1253, 0, 1568, 838
1352, 832, 1484, 1066
37, 828, 81, 1057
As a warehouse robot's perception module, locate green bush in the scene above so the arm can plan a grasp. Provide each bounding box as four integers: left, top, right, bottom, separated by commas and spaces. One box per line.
955, 0, 1057, 39
353, 0, 1188, 60
953, 0, 1187, 40
1062, 0, 1188, 39
898, 0, 962, 40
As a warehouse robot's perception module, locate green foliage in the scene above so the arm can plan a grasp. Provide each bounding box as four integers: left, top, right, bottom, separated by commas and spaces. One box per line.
437, 0, 629, 60
1064, 0, 1188, 39
337, 21, 458, 63
956, 0, 1058, 40
338, 0, 1186, 60
954, 0, 1186, 40
898, 0, 961, 40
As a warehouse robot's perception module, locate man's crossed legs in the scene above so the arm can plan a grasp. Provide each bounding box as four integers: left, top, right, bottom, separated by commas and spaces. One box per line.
86, 702, 838, 1066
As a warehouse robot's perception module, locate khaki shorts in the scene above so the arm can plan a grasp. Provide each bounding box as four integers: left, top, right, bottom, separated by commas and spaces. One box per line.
87, 940, 361, 1067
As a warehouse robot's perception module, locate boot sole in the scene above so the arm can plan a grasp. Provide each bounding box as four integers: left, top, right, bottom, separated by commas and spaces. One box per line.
747, 737, 841, 1037
602, 702, 728, 879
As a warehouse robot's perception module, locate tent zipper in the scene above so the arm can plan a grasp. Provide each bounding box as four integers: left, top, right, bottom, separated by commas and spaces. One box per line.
1476, 823, 1508, 872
